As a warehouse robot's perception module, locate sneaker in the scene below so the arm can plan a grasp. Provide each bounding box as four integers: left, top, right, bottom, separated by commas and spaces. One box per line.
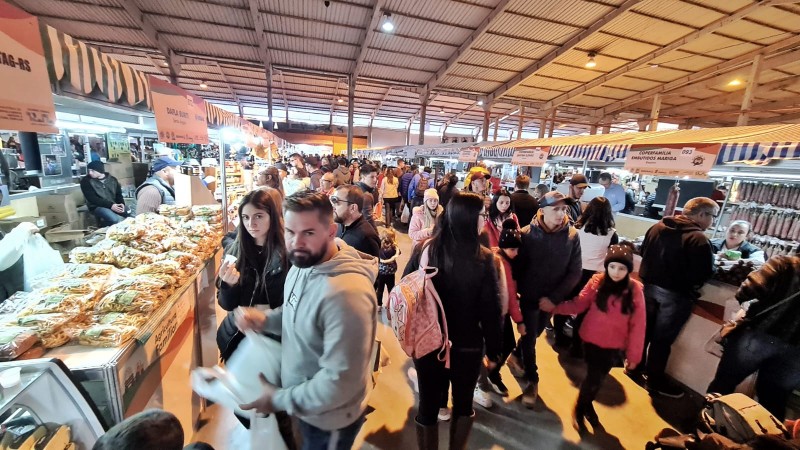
521, 382, 538, 409
473, 387, 493, 409
624, 368, 647, 386
437, 408, 451, 422
648, 380, 685, 399
506, 354, 525, 378
488, 373, 509, 396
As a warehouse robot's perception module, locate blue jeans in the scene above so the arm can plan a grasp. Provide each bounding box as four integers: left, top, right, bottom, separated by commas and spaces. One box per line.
707, 329, 800, 420
514, 306, 552, 383
297, 416, 364, 450
642, 285, 694, 385
92, 207, 127, 226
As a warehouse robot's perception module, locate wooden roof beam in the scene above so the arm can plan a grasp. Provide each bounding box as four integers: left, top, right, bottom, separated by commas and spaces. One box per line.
352, 0, 387, 80
422, 0, 514, 95
118, 0, 181, 77
247, 0, 273, 73
540, 0, 787, 112
748, 111, 800, 125
660, 75, 800, 116
485, 0, 642, 105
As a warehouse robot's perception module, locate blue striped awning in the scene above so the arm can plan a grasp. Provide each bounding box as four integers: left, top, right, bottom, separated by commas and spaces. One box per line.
759, 141, 800, 161
550, 144, 629, 161
716, 142, 800, 164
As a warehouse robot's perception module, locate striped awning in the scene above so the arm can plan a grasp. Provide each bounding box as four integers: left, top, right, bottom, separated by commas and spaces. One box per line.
759, 141, 800, 161
716, 142, 800, 164
550, 143, 630, 161
716, 143, 762, 164
40, 24, 150, 109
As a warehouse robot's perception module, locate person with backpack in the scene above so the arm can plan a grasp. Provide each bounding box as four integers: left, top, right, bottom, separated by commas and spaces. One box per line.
540, 245, 645, 432
408, 189, 443, 248
408, 167, 433, 210
402, 192, 502, 450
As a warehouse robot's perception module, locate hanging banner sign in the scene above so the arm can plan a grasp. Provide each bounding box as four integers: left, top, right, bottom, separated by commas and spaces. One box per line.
625, 143, 721, 178
149, 75, 209, 144
0, 1, 57, 133
458, 147, 480, 163
511, 146, 550, 167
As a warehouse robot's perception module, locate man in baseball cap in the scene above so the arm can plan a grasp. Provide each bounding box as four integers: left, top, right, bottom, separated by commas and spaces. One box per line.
135, 156, 181, 214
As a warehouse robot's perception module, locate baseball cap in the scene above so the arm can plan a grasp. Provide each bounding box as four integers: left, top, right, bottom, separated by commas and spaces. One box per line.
538, 191, 575, 208
569, 174, 589, 188
152, 156, 181, 172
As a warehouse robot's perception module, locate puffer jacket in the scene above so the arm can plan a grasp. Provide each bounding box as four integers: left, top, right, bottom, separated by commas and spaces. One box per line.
736, 255, 800, 346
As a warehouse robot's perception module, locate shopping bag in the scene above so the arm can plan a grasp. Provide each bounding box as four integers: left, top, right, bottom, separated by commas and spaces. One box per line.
400, 206, 411, 224
249, 410, 288, 450
373, 201, 383, 221
22, 234, 65, 291
191, 330, 281, 417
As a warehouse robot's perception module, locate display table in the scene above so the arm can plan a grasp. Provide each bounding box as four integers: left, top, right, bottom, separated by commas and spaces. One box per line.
44, 250, 221, 430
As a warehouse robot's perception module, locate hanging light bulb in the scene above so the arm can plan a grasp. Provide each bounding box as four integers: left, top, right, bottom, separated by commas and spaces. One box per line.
199, 81, 208, 89
477, 100, 484, 106
585, 51, 597, 68
728, 79, 742, 87
337, 97, 344, 103
381, 13, 394, 32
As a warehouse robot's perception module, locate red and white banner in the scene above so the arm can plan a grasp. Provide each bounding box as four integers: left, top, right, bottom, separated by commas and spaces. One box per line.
0, 1, 57, 133
625, 143, 721, 178
511, 146, 550, 167
149, 75, 209, 144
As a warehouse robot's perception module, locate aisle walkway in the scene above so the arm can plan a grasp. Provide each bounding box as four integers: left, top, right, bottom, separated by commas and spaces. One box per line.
192, 224, 702, 449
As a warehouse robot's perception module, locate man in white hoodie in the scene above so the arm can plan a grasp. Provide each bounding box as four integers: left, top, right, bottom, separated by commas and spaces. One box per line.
237, 190, 378, 450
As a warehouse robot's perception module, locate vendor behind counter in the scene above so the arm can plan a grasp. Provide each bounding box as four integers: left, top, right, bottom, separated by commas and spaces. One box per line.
710, 220, 765, 264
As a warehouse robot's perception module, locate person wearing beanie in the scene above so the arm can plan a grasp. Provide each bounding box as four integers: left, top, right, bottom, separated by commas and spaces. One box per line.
408, 188, 443, 247
483, 219, 524, 398
540, 244, 645, 432
80, 159, 128, 225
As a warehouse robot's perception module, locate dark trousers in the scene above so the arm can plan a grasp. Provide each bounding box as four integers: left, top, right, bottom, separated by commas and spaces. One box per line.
383, 196, 401, 223
92, 206, 127, 226
414, 348, 482, 426
374, 273, 396, 307
298, 417, 364, 450
578, 343, 620, 407
642, 285, 694, 385
489, 315, 517, 378
707, 329, 800, 420
513, 307, 552, 383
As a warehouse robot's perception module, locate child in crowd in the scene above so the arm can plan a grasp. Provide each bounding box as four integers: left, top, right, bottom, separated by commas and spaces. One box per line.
375, 227, 400, 312
540, 245, 646, 432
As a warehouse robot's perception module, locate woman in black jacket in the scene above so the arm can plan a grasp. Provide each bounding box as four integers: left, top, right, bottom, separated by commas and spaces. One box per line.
404, 192, 502, 450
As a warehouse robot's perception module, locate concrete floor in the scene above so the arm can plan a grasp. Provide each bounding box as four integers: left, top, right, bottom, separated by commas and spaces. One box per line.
191, 222, 704, 449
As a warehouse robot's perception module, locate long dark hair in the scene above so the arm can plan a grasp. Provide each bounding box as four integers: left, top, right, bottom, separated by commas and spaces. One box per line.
230, 188, 287, 284
595, 272, 634, 315
428, 192, 484, 274
489, 189, 514, 223
575, 197, 614, 235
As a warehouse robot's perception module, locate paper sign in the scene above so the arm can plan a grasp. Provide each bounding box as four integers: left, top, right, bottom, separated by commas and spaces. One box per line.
0, 1, 58, 133
624, 143, 721, 178
458, 147, 480, 163
511, 147, 550, 166
149, 75, 209, 144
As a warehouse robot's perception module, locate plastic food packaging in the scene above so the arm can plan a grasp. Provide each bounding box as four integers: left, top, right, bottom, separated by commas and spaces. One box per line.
130, 260, 183, 276
78, 323, 139, 347
106, 219, 145, 242
192, 205, 222, 216
111, 245, 157, 269
0, 327, 39, 361
69, 245, 115, 265
95, 290, 161, 314
18, 292, 94, 316
92, 312, 147, 328
16, 313, 71, 335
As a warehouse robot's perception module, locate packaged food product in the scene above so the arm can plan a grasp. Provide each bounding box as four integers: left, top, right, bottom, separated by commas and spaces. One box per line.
16, 313, 70, 334
0, 291, 36, 315
161, 236, 198, 253
130, 260, 183, 276
95, 290, 161, 314
78, 324, 139, 347
39, 328, 74, 349
0, 327, 39, 361
93, 312, 148, 328
18, 292, 94, 316
106, 219, 144, 242
161, 250, 201, 269
40, 279, 100, 296
69, 245, 115, 265
134, 212, 177, 228
102, 275, 172, 295
127, 239, 166, 254
111, 245, 156, 269
158, 204, 192, 216
60, 263, 116, 279
192, 204, 222, 216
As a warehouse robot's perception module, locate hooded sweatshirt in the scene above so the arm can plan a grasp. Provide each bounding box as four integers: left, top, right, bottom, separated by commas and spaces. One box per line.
518, 210, 582, 307
639, 215, 714, 297
333, 165, 351, 186
265, 239, 378, 430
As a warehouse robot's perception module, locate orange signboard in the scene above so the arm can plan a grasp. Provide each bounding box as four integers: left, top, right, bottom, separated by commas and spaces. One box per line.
0, 1, 58, 133
625, 143, 721, 178
149, 75, 209, 144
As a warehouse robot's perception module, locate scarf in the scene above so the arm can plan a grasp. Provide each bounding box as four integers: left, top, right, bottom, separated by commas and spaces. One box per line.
422, 204, 443, 229
532, 209, 569, 234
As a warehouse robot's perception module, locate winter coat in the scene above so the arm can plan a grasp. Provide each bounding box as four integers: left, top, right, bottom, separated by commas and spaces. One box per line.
518, 211, 582, 307
484, 213, 519, 248
336, 215, 380, 257
639, 215, 715, 297
216, 248, 288, 361
333, 165, 351, 186
710, 238, 764, 261
399, 171, 415, 199
263, 240, 378, 430
80, 173, 123, 210
735, 255, 800, 346
551, 273, 646, 367
495, 248, 522, 323
408, 205, 441, 247
356, 182, 378, 229
510, 190, 538, 227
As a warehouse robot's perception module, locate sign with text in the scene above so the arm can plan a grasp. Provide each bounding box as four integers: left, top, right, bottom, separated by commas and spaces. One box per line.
149, 75, 209, 144
625, 143, 720, 178
458, 146, 480, 163
511, 146, 550, 166
0, 1, 57, 133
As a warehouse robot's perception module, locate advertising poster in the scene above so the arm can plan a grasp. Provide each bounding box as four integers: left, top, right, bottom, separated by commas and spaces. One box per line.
511, 146, 550, 167
106, 132, 130, 159
0, 1, 58, 133
624, 143, 721, 178
148, 75, 209, 144
458, 146, 480, 163
42, 154, 62, 176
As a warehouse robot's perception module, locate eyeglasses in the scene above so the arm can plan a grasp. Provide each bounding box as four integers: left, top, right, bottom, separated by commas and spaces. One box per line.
329, 196, 354, 206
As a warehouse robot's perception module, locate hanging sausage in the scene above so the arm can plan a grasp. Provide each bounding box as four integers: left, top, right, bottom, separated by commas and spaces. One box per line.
664, 182, 680, 217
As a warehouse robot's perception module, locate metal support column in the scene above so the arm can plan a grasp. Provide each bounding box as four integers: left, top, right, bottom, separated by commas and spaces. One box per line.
418, 100, 427, 145
218, 136, 228, 232
517, 102, 524, 139
347, 76, 355, 159
267, 68, 273, 131
481, 104, 490, 142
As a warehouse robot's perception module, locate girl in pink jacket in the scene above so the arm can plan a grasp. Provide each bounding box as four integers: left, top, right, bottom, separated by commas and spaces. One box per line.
540, 245, 646, 432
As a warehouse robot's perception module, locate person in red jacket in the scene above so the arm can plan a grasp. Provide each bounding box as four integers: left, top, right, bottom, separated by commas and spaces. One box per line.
540, 245, 646, 432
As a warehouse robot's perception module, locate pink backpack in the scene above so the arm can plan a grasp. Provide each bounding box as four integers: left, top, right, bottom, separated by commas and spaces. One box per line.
387, 247, 451, 367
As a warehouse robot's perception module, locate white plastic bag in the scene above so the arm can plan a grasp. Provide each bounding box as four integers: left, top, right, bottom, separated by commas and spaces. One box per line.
22, 234, 65, 291
250, 411, 288, 450
400, 206, 411, 224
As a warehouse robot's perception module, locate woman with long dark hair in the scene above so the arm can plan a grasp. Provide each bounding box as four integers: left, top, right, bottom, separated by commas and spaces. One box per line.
215, 188, 294, 447
437, 173, 459, 210
484, 189, 519, 248
404, 191, 502, 450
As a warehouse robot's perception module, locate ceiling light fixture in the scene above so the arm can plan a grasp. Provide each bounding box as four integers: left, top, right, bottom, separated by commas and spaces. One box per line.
381, 12, 394, 32
585, 51, 597, 68
337, 98, 344, 103
199, 81, 208, 89
440, 108, 445, 113
728, 79, 742, 87
161, 61, 169, 67
477, 100, 484, 106
650, 64, 659, 69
